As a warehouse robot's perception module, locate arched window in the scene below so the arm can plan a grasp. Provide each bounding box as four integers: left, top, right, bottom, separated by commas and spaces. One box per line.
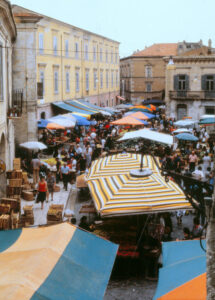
41, 112, 46, 119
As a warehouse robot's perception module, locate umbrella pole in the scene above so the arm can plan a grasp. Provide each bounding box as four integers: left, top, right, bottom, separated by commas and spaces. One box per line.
140, 152, 143, 172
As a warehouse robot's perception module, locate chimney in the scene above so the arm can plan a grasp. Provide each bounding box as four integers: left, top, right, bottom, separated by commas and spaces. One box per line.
208, 39, 212, 55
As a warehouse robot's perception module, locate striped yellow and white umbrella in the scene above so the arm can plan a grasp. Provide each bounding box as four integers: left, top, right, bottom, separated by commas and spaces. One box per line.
87, 154, 191, 217
88, 153, 160, 179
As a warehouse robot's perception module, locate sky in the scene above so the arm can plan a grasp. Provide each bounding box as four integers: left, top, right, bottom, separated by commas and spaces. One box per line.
11, 0, 215, 58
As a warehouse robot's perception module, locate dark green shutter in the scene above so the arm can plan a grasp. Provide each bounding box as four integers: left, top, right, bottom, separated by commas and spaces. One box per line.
201, 75, 206, 90
185, 75, 189, 91
174, 75, 179, 90
213, 75, 215, 91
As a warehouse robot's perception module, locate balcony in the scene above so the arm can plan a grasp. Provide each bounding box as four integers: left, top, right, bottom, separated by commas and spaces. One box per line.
169, 90, 215, 100
8, 89, 23, 119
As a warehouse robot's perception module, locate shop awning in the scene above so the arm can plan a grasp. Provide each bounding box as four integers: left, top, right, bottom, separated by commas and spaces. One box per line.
66, 100, 99, 114
116, 95, 126, 101
0, 223, 118, 300
153, 240, 206, 300
119, 129, 173, 145
52, 102, 94, 118
87, 153, 190, 217
110, 116, 145, 126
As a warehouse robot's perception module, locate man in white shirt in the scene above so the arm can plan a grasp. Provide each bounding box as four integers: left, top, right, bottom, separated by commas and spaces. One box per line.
76, 144, 83, 155
192, 166, 204, 180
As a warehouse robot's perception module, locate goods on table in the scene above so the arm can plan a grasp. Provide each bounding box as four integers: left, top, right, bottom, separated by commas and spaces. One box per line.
0, 215, 10, 230
6, 186, 22, 197
0, 204, 11, 214
11, 213, 19, 229
47, 204, 63, 222
22, 172, 28, 184
6, 170, 23, 179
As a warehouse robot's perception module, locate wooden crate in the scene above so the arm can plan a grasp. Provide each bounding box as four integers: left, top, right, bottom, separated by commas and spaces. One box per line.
1, 198, 20, 212
0, 215, 10, 230
6, 186, 22, 197
22, 191, 34, 201
54, 185, 60, 192
9, 179, 22, 187
50, 204, 64, 210
7, 170, 23, 179
22, 172, 28, 184
0, 204, 11, 214
13, 158, 21, 170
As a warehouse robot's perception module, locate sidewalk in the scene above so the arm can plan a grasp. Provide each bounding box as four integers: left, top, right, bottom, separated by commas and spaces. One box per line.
21, 181, 71, 226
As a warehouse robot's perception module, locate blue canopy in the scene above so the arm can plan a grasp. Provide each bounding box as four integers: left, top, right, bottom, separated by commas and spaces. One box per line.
72, 114, 91, 126
37, 119, 50, 128
52, 102, 95, 116
199, 117, 215, 125
175, 133, 198, 141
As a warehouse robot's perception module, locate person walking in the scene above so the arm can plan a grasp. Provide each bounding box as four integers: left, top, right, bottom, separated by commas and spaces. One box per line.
61, 163, 70, 191
188, 151, 198, 172
36, 176, 47, 209
32, 155, 41, 185
47, 172, 56, 202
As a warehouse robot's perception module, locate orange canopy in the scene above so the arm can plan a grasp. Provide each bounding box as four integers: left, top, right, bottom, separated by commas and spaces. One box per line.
131, 105, 152, 111
148, 104, 156, 111
47, 123, 65, 130
110, 116, 144, 126
129, 112, 149, 120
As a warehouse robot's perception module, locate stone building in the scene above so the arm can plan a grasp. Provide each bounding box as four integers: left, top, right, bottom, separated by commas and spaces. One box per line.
120, 41, 203, 104
0, 0, 16, 195
165, 46, 215, 120
12, 5, 120, 123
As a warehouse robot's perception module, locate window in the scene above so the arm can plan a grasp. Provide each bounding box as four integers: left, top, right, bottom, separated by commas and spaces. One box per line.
178, 75, 186, 90
106, 70, 109, 88
205, 106, 215, 115
85, 44, 88, 60
39, 33, 44, 54
100, 48, 103, 62
54, 71, 58, 93
100, 70, 103, 89
146, 83, 152, 92
177, 104, 187, 120
0, 44, 3, 100
66, 71, 70, 92
41, 112, 46, 119
116, 71, 119, 87
115, 53, 118, 64
65, 40, 69, 57
75, 70, 79, 92
86, 70, 89, 91
39, 71, 45, 95
94, 70, 97, 90
145, 66, 152, 78
111, 51, 113, 64
106, 49, 108, 63
53, 36, 58, 56
111, 71, 114, 88
93, 46, 96, 61
75, 42, 79, 59
206, 75, 214, 91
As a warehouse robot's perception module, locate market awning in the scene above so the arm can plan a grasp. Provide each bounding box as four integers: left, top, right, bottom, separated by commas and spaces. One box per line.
116, 95, 126, 101
119, 129, 173, 145
110, 116, 145, 126
153, 240, 206, 300
87, 154, 190, 217
128, 112, 150, 120
174, 119, 198, 127
66, 100, 99, 114
199, 117, 215, 126
0, 223, 118, 300
52, 102, 93, 118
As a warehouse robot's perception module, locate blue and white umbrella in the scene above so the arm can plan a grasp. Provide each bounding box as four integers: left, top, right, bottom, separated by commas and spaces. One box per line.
175, 133, 198, 141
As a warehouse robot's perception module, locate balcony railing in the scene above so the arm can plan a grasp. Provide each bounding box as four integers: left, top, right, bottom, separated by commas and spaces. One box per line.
8, 89, 23, 118
169, 90, 215, 100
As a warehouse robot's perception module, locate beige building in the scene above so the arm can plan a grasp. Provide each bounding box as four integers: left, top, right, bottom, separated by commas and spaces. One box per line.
165, 48, 215, 120
0, 0, 16, 195
120, 41, 203, 104
12, 5, 120, 122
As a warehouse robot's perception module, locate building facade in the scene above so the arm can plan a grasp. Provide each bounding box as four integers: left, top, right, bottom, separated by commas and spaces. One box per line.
165, 54, 215, 120
12, 5, 120, 122
120, 41, 203, 104
0, 0, 16, 195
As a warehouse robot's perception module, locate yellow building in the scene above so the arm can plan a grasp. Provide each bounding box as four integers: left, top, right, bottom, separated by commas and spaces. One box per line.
13, 5, 120, 120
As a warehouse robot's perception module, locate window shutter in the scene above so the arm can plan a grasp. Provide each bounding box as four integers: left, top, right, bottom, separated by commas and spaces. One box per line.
213, 75, 215, 91
185, 75, 189, 91
173, 75, 179, 90
201, 75, 206, 90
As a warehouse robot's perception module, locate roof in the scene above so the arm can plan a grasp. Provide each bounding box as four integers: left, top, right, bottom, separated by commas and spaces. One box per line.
179, 46, 211, 56
12, 5, 120, 44
132, 43, 178, 57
